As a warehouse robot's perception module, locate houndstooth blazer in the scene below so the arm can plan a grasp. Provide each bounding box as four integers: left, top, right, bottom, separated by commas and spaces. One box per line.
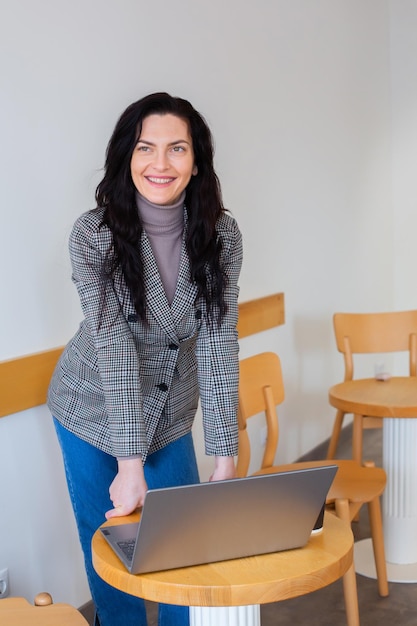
48, 207, 243, 461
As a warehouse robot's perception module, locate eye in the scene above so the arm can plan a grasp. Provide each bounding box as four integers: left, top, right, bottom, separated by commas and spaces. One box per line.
137, 145, 151, 152
171, 145, 186, 153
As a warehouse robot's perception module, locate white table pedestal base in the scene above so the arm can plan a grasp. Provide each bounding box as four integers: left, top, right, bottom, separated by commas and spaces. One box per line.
382, 418, 417, 565
354, 538, 417, 583
355, 417, 417, 584
190, 605, 261, 626
383, 418, 417, 564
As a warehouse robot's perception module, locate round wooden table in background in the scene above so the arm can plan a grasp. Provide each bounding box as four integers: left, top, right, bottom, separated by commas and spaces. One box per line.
329, 377, 417, 419
329, 376, 417, 582
92, 512, 357, 626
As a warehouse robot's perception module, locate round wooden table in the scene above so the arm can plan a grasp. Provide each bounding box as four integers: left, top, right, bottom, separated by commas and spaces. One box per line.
329, 376, 417, 582
329, 377, 417, 419
92, 512, 357, 626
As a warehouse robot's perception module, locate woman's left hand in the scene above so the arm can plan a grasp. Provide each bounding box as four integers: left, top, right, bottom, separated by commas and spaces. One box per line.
209, 456, 236, 481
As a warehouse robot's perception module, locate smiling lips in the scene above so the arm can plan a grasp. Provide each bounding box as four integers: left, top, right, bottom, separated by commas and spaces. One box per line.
147, 176, 175, 185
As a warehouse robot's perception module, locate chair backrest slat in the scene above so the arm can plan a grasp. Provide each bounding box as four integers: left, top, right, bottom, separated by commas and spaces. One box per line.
333, 311, 417, 380
334, 311, 417, 354
237, 352, 284, 477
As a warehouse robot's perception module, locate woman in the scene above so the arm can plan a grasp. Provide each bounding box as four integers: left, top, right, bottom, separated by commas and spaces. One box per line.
48, 92, 243, 626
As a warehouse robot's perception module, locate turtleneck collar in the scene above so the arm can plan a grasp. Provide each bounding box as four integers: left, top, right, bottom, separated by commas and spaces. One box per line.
136, 191, 185, 234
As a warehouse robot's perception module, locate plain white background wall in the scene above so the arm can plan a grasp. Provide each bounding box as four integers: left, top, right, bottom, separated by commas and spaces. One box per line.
0, 0, 416, 608
390, 1, 417, 309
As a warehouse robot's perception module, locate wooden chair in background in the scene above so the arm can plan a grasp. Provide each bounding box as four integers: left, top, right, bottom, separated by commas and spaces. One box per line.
326, 310, 417, 462
0, 593, 88, 625
237, 351, 388, 607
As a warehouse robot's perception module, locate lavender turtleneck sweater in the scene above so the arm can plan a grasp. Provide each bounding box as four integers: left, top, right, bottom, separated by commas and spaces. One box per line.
136, 191, 185, 305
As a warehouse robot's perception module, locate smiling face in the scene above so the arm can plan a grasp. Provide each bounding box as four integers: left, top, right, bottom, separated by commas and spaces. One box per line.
130, 113, 197, 206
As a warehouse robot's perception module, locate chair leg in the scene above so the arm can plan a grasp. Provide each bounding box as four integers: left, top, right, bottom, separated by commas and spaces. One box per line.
335, 497, 352, 525
327, 410, 346, 459
368, 496, 389, 597
334, 499, 360, 626
342, 562, 360, 626
352, 414, 363, 464
351, 416, 362, 529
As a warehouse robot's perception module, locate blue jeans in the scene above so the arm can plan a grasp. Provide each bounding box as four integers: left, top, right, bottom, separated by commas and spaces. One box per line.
53, 419, 200, 626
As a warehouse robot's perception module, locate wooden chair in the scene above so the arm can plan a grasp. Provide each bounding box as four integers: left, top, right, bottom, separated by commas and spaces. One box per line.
237, 351, 389, 609
0, 592, 88, 625
326, 310, 417, 461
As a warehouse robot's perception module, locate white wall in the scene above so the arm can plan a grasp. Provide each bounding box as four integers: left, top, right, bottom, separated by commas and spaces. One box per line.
390, 1, 417, 310
1, 0, 416, 608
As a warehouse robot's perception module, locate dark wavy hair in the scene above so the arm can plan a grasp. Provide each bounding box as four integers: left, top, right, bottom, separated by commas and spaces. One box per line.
95, 92, 227, 323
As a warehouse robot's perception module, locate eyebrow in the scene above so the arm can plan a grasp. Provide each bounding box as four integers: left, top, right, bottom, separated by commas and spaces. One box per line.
136, 139, 191, 147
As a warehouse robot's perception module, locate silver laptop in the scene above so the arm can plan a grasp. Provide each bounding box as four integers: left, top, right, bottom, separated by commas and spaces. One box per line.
100, 465, 337, 574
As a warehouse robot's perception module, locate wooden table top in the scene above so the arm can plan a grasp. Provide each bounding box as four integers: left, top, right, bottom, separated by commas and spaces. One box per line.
0, 597, 88, 625
329, 376, 417, 418
92, 512, 353, 607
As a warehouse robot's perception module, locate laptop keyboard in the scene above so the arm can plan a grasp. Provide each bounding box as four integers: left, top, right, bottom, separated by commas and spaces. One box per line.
117, 539, 135, 562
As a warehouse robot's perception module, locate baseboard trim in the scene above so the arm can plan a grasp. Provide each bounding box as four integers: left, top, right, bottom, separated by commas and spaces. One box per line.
79, 600, 95, 625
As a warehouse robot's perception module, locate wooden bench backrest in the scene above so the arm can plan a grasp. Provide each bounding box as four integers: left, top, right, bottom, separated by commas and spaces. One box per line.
0, 293, 285, 418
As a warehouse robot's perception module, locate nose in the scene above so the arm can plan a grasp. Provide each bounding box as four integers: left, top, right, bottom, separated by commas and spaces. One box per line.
152, 149, 169, 171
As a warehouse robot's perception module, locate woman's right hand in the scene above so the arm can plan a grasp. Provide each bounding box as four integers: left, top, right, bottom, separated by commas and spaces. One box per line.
105, 457, 148, 519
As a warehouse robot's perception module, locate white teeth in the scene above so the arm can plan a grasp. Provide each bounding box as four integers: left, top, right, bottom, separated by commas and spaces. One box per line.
148, 177, 173, 184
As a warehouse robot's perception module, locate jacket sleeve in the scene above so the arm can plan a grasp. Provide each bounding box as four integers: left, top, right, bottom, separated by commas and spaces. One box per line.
196, 213, 243, 457
69, 212, 148, 458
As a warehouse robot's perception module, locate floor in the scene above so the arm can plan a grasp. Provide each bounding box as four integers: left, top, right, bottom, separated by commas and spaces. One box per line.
82, 427, 417, 625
